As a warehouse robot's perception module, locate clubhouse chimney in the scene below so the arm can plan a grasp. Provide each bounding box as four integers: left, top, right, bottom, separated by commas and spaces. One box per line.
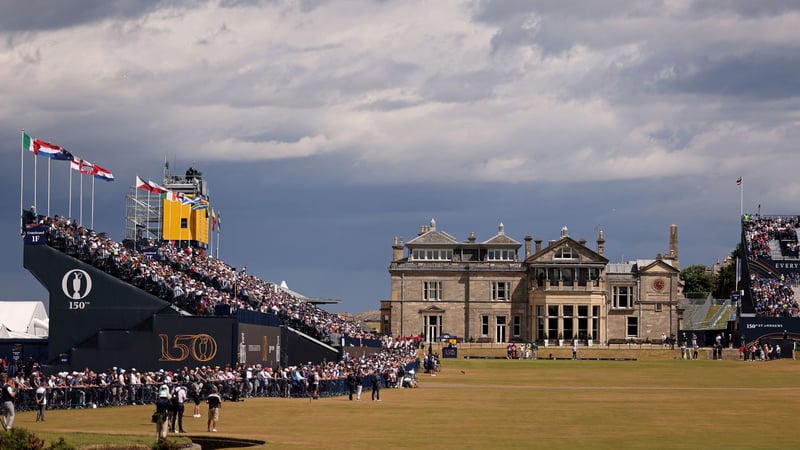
524, 236, 532, 258
392, 236, 404, 262
668, 224, 680, 269
535, 237, 542, 253
597, 230, 605, 257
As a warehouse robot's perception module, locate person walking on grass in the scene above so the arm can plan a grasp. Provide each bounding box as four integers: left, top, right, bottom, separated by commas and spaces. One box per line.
1, 374, 15, 431
35, 385, 46, 422
154, 385, 171, 441
206, 385, 222, 432
371, 370, 382, 401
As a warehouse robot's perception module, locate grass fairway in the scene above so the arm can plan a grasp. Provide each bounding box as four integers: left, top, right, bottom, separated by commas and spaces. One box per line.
12, 358, 800, 449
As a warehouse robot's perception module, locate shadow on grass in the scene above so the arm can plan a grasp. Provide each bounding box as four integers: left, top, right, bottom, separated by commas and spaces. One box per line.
186, 436, 265, 449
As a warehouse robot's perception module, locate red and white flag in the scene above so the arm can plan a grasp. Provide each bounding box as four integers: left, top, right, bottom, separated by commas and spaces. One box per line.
71, 158, 94, 175
92, 164, 114, 182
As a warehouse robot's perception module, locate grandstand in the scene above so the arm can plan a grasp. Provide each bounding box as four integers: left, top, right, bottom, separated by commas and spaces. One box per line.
738, 214, 800, 345
12, 168, 382, 373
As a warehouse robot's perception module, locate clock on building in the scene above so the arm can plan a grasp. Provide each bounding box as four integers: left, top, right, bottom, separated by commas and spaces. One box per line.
652, 278, 665, 292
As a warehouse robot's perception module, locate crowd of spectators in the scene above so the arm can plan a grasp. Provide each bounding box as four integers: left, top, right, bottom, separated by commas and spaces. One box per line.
749, 274, 799, 318
742, 215, 800, 318
34, 213, 377, 344
743, 215, 800, 259
12, 212, 425, 413
2, 339, 420, 412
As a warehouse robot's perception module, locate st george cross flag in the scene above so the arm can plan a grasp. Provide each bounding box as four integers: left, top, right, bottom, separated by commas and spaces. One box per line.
92, 164, 114, 182
23, 132, 74, 160
71, 158, 94, 175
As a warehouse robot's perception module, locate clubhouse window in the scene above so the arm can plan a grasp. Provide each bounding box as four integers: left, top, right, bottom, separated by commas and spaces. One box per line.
487, 249, 515, 261
411, 249, 452, 261
612, 286, 633, 309
423, 281, 442, 301
481, 315, 490, 336
491, 281, 511, 301
627, 316, 638, 338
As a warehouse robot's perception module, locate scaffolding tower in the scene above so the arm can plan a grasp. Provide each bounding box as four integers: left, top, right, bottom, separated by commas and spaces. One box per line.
123, 166, 210, 248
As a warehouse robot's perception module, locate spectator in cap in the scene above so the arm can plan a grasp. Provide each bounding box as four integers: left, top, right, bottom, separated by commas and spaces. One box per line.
206, 385, 222, 432
154, 385, 171, 440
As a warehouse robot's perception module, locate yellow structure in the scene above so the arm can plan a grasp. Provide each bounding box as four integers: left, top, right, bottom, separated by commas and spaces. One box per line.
161, 198, 210, 245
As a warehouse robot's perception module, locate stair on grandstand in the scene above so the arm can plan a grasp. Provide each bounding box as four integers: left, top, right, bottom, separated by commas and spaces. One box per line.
682, 297, 735, 330
769, 239, 782, 260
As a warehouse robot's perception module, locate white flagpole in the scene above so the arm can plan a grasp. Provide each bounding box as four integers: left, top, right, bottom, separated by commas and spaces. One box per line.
736, 176, 744, 293
91, 175, 95, 230
33, 148, 38, 214
79, 170, 83, 226
69, 164, 73, 218
47, 158, 51, 217
209, 211, 213, 258
158, 191, 162, 241
740, 178, 744, 218
134, 182, 138, 242
20, 130, 25, 233
178, 201, 183, 249
216, 227, 220, 259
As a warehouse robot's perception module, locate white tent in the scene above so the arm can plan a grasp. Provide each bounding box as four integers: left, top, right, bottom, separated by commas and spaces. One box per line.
0, 300, 49, 339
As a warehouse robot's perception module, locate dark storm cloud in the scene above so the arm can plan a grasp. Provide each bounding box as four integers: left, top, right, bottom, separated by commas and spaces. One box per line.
656, 49, 800, 100
688, 0, 800, 18
471, 0, 646, 23
0, 0, 201, 32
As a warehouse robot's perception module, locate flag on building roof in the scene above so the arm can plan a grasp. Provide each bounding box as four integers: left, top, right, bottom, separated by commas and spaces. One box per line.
160, 190, 179, 202
136, 176, 152, 192
148, 180, 168, 194
23, 132, 74, 160
71, 158, 94, 175
92, 165, 114, 182
181, 195, 200, 206
191, 199, 209, 210
136, 176, 161, 193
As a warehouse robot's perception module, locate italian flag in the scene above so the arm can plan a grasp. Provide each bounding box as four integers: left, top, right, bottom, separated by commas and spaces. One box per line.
22, 131, 67, 158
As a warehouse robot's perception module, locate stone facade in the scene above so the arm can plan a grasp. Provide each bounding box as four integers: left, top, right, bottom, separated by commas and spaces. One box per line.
382, 220, 683, 344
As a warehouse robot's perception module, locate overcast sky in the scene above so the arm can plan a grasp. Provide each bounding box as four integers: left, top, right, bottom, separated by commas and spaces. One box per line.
1, 0, 798, 314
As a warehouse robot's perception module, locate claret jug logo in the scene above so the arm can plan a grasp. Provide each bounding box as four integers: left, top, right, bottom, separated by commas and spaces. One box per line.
62, 269, 92, 300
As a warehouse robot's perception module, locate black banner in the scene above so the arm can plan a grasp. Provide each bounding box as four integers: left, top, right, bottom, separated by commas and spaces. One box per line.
237, 323, 280, 368
24, 226, 46, 245
739, 317, 800, 344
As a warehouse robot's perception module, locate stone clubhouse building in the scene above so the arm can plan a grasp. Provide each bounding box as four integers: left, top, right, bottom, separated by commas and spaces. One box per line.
380, 220, 683, 344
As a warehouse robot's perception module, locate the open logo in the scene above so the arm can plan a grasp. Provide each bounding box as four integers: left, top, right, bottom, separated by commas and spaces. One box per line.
62, 269, 92, 300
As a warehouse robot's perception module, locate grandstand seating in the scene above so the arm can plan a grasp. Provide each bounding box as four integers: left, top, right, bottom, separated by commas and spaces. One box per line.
35, 213, 378, 344
741, 215, 800, 318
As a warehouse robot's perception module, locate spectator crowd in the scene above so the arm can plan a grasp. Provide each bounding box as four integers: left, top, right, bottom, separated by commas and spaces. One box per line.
4, 211, 424, 422
742, 215, 800, 318
34, 213, 377, 344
